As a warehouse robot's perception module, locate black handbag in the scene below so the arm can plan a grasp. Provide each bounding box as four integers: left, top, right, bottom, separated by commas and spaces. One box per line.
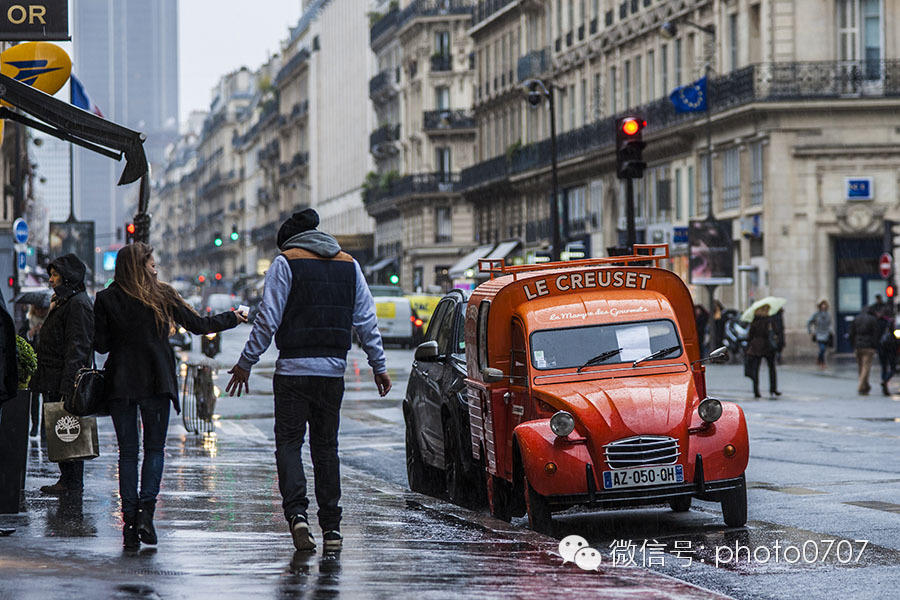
65, 358, 108, 417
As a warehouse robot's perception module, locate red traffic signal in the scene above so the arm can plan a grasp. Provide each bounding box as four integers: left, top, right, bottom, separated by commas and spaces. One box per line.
621, 118, 643, 136
198, 275, 206, 283
126, 223, 136, 234
887, 285, 895, 298
7, 276, 13, 287
214, 272, 222, 281
615, 115, 647, 179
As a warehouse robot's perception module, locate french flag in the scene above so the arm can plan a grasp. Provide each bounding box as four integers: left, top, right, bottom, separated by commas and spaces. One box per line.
70, 74, 103, 117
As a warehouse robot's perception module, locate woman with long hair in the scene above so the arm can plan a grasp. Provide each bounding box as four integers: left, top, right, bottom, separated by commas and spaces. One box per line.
94, 243, 246, 549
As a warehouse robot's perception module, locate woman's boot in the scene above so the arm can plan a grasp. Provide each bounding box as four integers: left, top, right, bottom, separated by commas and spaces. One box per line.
137, 501, 157, 545
123, 511, 140, 550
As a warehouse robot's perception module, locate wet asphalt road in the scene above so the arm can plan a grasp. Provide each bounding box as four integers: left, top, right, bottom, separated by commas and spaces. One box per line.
1, 324, 898, 599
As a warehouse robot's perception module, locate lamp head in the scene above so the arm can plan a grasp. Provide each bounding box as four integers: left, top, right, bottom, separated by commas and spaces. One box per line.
523, 79, 546, 108
660, 21, 678, 38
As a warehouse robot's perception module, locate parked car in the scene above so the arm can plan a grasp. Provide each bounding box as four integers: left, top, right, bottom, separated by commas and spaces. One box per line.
406, 294, 442, 330
205, 293, 238, 314
462, 245, 747, 534
403, 290, 482, 506
372, 296, 423, 348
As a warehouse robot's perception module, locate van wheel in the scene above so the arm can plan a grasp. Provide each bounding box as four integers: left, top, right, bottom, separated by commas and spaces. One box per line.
721, 474, 748, 527
669, 495, 692, 512
443, 417, 475, 507
405, 418, 443, 496
524, 477, 553, 535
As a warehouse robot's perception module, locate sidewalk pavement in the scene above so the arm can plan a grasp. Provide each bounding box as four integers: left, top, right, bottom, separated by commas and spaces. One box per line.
0, 392, 730, 599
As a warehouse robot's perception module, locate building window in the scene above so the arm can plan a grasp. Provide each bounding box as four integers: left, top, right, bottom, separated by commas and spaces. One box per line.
728, 13, 738, 71
699, 154, 710, 215
436, 147, 451, 181
837, 0, 881, 76
647, 49, 655, 100
688, 165, 695, 217
750, 142, 764, 206
435, 86, 450, 110
722, 147, 740, 210
581, 78, 587, 125
569, 84, 575, 130
557, 0, 563, 37
674, 38, 682, 85
593, 72, 602, 119
434, 31, 450, 56
609, 66, 617, 113
661, 43, 668, 93
675, 167, 683, 220
435, 206, 452, 243
624, 59, 631, 108
634, 55, 642, 105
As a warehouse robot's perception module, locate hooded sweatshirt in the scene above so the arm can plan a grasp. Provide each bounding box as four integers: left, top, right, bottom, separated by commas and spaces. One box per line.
237, 231, 386, 377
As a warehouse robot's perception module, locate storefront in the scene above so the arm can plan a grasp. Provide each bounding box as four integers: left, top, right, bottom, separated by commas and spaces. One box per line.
834, 237, 887, 353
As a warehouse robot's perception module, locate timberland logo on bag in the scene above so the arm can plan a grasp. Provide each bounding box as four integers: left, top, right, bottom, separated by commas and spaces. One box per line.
55, 415, 80, 442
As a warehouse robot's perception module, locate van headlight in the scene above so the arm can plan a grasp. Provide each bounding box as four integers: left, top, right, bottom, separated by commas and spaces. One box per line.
549, 411, 575, 437
698, 398, 723, 423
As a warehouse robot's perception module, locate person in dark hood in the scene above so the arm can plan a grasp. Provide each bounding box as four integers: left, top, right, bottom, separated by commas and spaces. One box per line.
226, 208, 391, 554
94, 242, 245, 550
30, 254, 94, 495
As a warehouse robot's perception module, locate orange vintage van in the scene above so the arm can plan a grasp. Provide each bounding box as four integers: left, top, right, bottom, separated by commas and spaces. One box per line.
464, 245, 748, 533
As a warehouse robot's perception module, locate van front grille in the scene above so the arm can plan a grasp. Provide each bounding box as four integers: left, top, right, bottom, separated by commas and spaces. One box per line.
603, 435, 680, 469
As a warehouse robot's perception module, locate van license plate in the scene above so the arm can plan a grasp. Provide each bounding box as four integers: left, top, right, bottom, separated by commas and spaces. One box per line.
602, 465, 684, 489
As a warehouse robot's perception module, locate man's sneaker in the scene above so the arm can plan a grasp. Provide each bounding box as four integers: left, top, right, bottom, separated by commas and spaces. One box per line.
322, 530, 342, 553
289, 515, 315, 551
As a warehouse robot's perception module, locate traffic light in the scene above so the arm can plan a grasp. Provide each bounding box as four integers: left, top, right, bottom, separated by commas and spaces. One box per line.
213, 233, 223, 247
888, 285, 895, 299
230, 224, 239, 241
125, 222, 136, 244
389, 273, 399, 285
214, 272, 222, 281
7, 276, 13, 287
616, 116, 647, 179
198, 274, 206, 284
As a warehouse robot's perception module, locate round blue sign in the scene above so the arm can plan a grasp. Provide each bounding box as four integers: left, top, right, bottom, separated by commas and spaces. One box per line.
12, 218, 28, 244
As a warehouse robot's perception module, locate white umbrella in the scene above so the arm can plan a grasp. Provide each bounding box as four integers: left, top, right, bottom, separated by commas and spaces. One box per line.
741, 296, 787, 323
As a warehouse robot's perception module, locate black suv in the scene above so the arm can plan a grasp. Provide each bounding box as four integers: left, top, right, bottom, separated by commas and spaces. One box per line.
403, 289, 482, 506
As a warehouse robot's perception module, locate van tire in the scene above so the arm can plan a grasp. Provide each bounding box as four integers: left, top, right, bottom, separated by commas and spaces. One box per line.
524, 477, 553, 535
669, 495, 692, 512
721, 474, 748, 527
405, 417, 443, 496
485, 470, 513, 522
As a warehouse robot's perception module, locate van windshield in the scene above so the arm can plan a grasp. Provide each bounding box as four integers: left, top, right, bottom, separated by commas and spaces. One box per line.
529, 319, 683, 370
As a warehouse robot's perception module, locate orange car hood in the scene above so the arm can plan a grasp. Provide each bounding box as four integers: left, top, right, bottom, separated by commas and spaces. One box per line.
533, 369, 695, 439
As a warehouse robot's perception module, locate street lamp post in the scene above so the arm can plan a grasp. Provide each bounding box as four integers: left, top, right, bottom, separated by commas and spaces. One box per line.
523, 78, 562, 262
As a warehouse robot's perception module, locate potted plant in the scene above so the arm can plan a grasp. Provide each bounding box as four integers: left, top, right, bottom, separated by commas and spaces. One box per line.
16, 336, 36, 390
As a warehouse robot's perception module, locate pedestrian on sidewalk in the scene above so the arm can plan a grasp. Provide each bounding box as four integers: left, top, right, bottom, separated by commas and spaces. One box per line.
694, 304, 710, 358
849, 304, 880, 395
745, 305, 781, 398
226, 208, 391, 554
876, 305, 898, 395
31, 255, 94, 496
94, 243, 245, 550
807, 299, 833, 369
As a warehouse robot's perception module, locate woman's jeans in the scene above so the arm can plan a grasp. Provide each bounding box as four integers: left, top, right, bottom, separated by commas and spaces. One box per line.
109, 398, 170, 516
817, 341, 828, 364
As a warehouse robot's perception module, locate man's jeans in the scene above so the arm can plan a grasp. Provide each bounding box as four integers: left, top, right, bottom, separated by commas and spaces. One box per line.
109, 398, 170, 515
273, 374, 344, 531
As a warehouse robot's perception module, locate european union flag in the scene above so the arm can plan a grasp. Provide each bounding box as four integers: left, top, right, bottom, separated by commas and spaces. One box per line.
669, 76, 707, 113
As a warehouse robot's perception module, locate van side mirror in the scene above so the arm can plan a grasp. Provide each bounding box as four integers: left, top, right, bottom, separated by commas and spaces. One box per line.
414, 341, 439, 361
481, 367, 505, 383
709, 346, 729, 363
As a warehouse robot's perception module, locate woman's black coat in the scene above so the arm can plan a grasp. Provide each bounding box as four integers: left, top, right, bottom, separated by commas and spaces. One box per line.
94, 283, 238, 412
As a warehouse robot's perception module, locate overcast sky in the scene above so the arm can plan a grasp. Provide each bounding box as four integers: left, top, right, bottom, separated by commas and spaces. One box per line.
178, 0, 302, 127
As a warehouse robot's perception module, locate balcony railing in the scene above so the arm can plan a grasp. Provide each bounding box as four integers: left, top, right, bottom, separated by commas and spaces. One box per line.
430, 54, 452, 72
279, 152, 309, 176
423, 109, 477, 131
274, 47, 310, 85
370, 6, 399, 44
398, 0, 475, 31
364, 172, 461, 205
463, 60, 900, 191
370, 124, 401, 150
369, 69, 399, 98
289, 100, 309, 122
517, 48, 550, 82
473, 0, 516, 25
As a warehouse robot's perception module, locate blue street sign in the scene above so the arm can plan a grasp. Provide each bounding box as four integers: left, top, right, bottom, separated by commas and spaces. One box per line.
17, 252, 26, 270
12, 218, 28, 244
846, 177, 873, 200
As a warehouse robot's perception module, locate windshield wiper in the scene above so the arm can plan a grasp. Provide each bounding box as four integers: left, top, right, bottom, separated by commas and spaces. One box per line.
577, 348, 623, 373
632, 345, 681, 368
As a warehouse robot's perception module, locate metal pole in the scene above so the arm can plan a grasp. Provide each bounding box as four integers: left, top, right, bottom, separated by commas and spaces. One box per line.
625, 177, 636, 250
705, 75, 713, 220
548, 87, 561, 262
67, 143, 75, 222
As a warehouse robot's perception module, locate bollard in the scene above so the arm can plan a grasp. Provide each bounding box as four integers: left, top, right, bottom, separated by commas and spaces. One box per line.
0, 389, 31, 514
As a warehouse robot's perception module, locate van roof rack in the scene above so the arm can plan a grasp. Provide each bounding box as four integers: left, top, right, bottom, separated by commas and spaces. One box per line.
477, 244, 670, 281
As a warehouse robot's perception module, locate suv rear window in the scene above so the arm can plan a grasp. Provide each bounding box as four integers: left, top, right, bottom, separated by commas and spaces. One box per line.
529, 319, 682, 370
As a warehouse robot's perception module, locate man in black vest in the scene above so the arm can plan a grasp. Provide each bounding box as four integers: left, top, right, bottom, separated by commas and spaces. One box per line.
226, 209, 390, 553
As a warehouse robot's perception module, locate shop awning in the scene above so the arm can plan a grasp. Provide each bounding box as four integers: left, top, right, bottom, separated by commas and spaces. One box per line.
364, 256, 397, 276
484, 240, 520, 262
449, 244, 494, 279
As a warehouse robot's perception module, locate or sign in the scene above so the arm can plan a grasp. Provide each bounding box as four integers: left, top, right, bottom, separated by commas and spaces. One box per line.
12, 217, 27, 243
846, 177, 873, 200
16, 251, 25, 269
880, 253, 892, 279
689, 218, 734, 286
0, 2, 69, 41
